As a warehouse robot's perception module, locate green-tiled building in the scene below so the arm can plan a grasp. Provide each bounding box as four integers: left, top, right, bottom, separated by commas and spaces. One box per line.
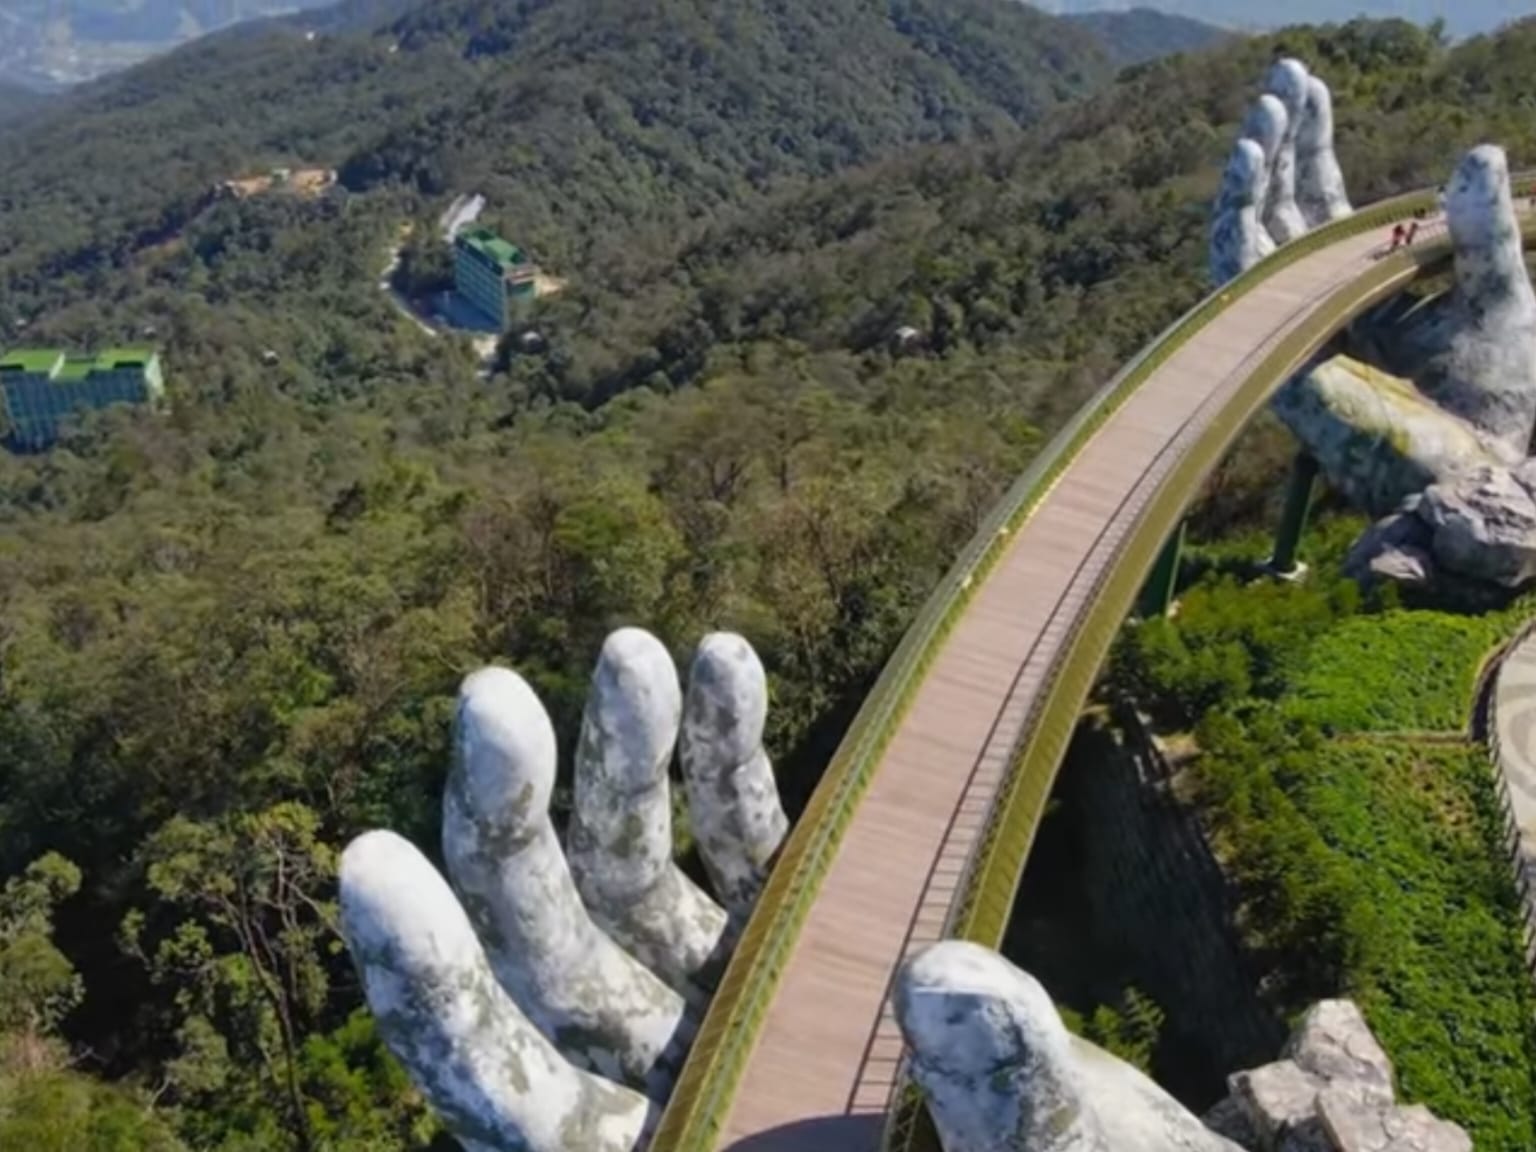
0, 347, 165, 450
453, 227, 537, 331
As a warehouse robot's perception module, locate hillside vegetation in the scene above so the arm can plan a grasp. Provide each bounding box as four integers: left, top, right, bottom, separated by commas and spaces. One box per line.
3, 7, 1536, 1150
1111, 520, 1536, 1149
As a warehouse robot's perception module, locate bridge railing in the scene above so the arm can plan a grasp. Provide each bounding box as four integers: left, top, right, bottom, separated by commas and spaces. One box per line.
650, 174, 1523, 1152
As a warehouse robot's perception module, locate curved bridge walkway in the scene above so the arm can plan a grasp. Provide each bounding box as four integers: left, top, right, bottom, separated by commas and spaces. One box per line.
713, 218, 1459, 1152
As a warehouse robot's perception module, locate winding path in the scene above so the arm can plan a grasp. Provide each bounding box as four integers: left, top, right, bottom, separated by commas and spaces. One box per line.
659, 199, 1532, 1152
1489, 625, 1536, 946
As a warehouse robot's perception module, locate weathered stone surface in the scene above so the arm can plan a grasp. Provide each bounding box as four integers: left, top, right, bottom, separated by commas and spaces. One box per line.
1212, 60, 1352, 285
1342, 510, 1438, 589
1213, 138, 1279, 285
1272, 356, 1500, 516
1205, 1094, 1261, 1149
568, 628, 729, 1003
679, 633, 788, 921
895, 940, 1242, 1152
1362, 145, 1536, 459
444, 667, 690, 1099
338, 830, 653, 1152
1243, 93, 1289, 222
1316, 1088, 1472, 1152
1282, 1001, 1394, 1109
1295, 75, 1352, 228
1418, 462, 1536, 587
1232, 1060, 1327, 1150
1262, 58, 1311, 245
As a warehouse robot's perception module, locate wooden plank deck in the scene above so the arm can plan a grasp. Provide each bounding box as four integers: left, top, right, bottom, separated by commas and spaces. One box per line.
713, 223, 1412, 1152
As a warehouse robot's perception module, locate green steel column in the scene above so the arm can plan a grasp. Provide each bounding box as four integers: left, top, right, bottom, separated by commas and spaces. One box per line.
1137, 519, 1186, 619
1271, 451, 1319, 576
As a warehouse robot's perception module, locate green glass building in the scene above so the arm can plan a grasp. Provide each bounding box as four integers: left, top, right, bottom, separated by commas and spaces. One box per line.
453, 227, 538, 331
0, 347, 165, 450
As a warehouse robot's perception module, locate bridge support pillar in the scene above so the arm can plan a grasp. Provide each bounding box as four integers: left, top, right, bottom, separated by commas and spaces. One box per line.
1269, 451, 1319, 579
1137, 520, 1186, 620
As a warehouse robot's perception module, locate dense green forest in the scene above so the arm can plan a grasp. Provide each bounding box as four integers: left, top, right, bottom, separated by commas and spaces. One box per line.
3, 2, 1536, 1148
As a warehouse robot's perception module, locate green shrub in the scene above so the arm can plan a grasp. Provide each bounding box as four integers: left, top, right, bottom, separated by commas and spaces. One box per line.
1284, 611, 1521, 733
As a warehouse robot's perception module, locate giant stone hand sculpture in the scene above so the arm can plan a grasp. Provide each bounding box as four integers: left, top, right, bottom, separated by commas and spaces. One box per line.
1211, 58, 1352, 283
338, 628, 788, 1152
1212, 61, 1536, 592
341, 624, 1466, 1150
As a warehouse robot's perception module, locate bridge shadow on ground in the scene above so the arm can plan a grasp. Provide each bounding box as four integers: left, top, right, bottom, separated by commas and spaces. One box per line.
722, 1112, 882, 1152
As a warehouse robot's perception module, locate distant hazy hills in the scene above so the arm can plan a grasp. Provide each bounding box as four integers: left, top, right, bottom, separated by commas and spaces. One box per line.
0, 0, 338, 87
1032, 1, 1527, 38
0, 0, 1228, 95
1065, 8, 1229, 64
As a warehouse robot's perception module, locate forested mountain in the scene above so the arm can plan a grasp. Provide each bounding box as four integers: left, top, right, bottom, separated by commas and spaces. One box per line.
1032, 0, 1519, 38
0, 0, 1117, 325
1067, 8, 1231, 65
4, 4, 1536, 1150
0, 81, 46, 122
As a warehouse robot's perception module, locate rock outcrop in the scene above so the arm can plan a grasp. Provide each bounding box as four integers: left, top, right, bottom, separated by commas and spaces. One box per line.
679, 632, 788, 922
1206, 1000, 1471, 1152
567, 628, 730, 1004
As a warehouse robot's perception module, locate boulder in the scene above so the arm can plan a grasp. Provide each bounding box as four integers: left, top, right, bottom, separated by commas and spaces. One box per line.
1282, 1001, 1394, 1109
1230, 1060, 1328, 1151
1343, 509, 1438, 589
1316, 1088, 1472, 1152
1205, 1094, 1261, 1148
1419, 462, 1536, 588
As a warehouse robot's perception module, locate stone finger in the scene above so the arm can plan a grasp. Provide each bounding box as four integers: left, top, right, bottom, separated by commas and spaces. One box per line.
1296, 73, 1352, 227
680, 632, 788, 923
1262, 58, 1311, 244
895, 941, 1240, 1152
445, 666, 692, 1101
338, 830, 654, 1152
1211, 138, 1275, 285
568, 627, 729, 1003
